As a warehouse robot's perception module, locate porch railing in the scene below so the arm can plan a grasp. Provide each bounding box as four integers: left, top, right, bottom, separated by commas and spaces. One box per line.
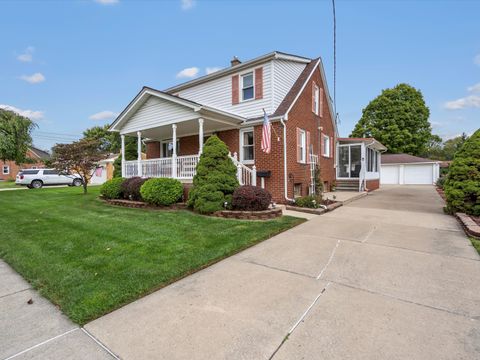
229, 152, 257, 186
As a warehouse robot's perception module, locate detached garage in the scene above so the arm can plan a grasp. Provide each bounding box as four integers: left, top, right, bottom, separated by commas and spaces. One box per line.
381, 154, 440, 185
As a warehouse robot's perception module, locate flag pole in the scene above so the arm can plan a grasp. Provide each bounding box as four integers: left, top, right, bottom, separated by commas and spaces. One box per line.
263, 108, 280, 142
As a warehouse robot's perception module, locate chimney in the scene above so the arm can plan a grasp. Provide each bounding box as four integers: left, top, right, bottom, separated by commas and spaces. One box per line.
230, 56, 241, 67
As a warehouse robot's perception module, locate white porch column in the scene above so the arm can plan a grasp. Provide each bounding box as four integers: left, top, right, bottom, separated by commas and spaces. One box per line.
172, 124, 177, 178
121, 134, 125, 177
137, 131, 142, 177
252, 165, 257, 186
198, 118, 204, 155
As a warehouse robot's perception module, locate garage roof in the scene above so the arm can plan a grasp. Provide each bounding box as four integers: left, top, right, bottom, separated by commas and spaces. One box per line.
382, 153, 438, 164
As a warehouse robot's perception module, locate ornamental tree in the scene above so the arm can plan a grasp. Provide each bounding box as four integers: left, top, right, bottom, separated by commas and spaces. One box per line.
444, 129, 480, 216
188, 135, 239, 213
0, 108, 37, 163
351, 83, 435, 155
51, 139, 106, 194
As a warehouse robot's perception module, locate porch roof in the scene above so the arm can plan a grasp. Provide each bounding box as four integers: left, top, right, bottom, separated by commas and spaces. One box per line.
110, 86, 245, 135
337, 137, 387, 152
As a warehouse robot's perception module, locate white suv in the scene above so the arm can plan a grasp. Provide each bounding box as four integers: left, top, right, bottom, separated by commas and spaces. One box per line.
16, 169, 83, 189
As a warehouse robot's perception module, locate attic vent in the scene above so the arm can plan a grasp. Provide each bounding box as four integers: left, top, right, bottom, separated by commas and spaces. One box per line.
231, 56, 241, 67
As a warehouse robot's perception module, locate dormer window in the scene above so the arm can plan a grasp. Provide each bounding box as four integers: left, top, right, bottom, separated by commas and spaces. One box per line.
241, 72, 254, 101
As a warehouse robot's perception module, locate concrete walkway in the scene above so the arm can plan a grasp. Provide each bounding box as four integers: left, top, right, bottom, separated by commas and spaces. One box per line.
84, 185, 480, 359
0, 261, 115, 360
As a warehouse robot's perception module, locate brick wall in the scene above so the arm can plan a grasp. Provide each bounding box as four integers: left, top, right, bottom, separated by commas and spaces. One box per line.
366, 179, 380, 191
0, 150, 45, 181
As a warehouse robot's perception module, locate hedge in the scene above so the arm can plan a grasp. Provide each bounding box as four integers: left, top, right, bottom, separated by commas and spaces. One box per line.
140, 178, 183, 206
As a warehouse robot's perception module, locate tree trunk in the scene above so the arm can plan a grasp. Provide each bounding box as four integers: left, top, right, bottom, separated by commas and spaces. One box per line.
83, 180, 88, 194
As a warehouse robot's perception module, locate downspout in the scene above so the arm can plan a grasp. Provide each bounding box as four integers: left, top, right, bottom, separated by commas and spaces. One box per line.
281, 117, 294, 202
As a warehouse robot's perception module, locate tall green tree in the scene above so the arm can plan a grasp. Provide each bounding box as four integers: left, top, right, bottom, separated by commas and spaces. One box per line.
83, 125, 120, 153
351, 83, 435, 155
0, 109, 37, 163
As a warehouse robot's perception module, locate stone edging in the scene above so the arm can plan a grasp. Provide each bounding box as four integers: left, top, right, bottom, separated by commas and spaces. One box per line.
103, 198, 187, 210
213, 208, 282, 220
285, 201, 342, 215
455, 213, 480, 239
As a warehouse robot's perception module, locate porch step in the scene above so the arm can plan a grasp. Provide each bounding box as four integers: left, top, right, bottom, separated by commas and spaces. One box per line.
336, 179, 359, 191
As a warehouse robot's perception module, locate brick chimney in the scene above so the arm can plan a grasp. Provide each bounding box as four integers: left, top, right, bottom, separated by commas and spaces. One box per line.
230, 56, 241, 67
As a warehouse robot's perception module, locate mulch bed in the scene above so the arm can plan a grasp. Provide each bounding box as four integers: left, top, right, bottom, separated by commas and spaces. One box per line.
436, 186, 447, 201
103, 198, 188, 210
285, 200, 341, 215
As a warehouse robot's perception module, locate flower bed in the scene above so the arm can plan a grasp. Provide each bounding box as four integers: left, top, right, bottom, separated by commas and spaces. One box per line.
103, 198, 187, 210
214, 208, 282, 220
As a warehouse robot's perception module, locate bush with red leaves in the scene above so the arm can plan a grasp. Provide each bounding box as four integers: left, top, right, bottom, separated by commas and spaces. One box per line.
121, 177, 150, 201
232, 185, 272, 211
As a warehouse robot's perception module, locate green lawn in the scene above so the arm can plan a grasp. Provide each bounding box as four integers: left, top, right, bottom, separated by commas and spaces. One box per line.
0, 186, 303, 324
0, 180, 19, 188
471, 237, 480, 255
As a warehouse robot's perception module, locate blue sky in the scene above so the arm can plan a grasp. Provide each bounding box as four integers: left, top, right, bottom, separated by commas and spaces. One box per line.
1, 0, 479, 151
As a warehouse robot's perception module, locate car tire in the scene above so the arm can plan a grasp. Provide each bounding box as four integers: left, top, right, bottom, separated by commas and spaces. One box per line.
31, 180, 43, 189
72, 179, 83, 187
27, 185, 33, 189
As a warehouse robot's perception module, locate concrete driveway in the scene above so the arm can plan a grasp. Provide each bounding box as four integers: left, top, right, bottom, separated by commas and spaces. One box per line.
85, 185, 480, 359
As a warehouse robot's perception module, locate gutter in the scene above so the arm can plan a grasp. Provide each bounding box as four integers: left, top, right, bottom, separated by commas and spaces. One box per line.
281, 117, 294, 202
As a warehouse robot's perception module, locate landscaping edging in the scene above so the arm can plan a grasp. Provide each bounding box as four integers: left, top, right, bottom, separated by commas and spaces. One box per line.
455, 213, 480, 239
103, 198, 188, 210
213, 208, 282, 220
285, 201, 342, 215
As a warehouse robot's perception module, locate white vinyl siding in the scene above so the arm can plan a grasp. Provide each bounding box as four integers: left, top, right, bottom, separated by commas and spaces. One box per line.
272, 59, 307, 111
121, 96, 197, 134
175, 63, 273, 118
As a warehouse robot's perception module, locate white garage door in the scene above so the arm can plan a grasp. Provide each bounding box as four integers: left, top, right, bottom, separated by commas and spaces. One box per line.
404, 164, 433, 185
381, 165, 400, 184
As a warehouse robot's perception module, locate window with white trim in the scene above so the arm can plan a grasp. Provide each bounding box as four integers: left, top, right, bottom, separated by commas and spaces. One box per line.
313, 85, 320, 115
161, 139, 180, 157
322, 134, 330, 157
298, 129, 306, 163
241, 72, 254, 101
240, 128, 254, 164
2, 165, 9, 175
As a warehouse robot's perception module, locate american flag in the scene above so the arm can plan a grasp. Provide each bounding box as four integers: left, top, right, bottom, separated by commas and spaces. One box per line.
261, 110, 271, 153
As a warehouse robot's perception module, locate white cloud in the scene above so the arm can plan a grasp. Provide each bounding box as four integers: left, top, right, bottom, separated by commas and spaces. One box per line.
181, 0, 196, 10
444, 95, 480, 110
176, 67, 199, 78
94, 0, 119, 4
474, 54, 480, 66
17, 46, 34, 62
467, 82, 480, 93
89, 110, 119, 121
0, 104, 44, 120
205, 67, 222, 75
20, 72, 45, 84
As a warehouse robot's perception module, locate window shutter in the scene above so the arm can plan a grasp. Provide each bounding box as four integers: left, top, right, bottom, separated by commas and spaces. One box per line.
255, 67, 263, 100
296, 128, 301, 163
232, 75, 239, 105
320, 88, 324, 117
306, 131, 311, 162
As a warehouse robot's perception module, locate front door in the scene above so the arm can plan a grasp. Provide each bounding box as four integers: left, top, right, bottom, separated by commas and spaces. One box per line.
338, 145, 361, 178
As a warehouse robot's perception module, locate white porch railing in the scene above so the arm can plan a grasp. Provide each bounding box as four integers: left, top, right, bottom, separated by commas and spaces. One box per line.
123, 153, 256, 185
308, 154, 318, 194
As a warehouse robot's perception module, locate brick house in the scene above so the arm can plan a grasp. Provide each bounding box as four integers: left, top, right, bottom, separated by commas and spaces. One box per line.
110, 51, 381, 202
0, 146, 50, 181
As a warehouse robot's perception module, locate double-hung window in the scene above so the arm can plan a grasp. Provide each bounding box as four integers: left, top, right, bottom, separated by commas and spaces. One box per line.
240, 128, 254, 164
313, 85, 320, 115
298, 129, 306, 163
2, 165, 9, 175
322, 134, 330, 157
241, 72, 254, 101
161, 140, 180, 157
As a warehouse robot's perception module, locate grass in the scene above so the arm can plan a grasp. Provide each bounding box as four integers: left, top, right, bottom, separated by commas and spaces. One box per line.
470, 237, 480, 255
0, 186, 303, 324
0, 180, 19, 189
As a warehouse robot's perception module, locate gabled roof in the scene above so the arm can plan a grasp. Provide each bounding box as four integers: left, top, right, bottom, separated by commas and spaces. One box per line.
165, 51, 311, 94
338, 137, 387, 151
382, 153, 439, 164
29, 146, 50, 160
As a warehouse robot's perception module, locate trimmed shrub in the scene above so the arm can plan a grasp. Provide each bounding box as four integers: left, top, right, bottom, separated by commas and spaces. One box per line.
444, 129, 480, 216
188, 135, 239, 213
435, 176, 446, 190
100, 177, 125, 199
121, 177, 149, 201
295, 195, 323, 209
140, 178, 183, 206
232, 186, 272, 211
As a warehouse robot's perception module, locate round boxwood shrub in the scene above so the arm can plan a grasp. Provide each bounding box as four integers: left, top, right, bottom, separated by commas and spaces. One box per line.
140, 178, 183, 206
121, 177, 149, 201
444, 129, 480, 216
188, 135, 239, 213
232, 185, 272, 211
100, 177, 125, 199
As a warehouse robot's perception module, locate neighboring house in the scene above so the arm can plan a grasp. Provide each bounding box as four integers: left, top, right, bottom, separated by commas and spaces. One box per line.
381, 154, 440, 185
0, 146, 50, 181
336, 138, 387, 192
89, 154, 118, 185
110, 51, 338, 203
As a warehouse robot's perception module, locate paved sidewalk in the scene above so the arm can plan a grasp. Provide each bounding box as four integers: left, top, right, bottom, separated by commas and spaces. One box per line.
0, 261, 115, 360
84, 185, 480, 359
